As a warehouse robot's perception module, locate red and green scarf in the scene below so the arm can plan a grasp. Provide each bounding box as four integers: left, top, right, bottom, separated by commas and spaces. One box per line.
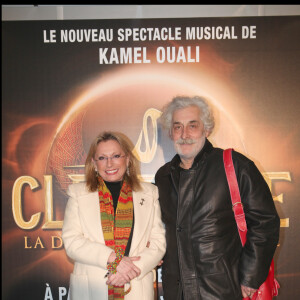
97, 176, 133, 300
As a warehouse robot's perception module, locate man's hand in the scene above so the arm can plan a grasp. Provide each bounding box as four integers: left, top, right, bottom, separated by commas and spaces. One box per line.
241, 284, 257, 299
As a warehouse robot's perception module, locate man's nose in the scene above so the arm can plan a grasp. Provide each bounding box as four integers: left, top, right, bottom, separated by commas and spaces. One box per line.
181, 126, 189, 139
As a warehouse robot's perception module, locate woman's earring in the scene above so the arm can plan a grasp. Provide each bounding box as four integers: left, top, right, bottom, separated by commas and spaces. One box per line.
127, 166, 130, 176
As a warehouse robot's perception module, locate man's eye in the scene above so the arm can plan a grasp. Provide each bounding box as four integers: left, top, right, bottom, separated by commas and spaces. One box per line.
189, 123, 199, 129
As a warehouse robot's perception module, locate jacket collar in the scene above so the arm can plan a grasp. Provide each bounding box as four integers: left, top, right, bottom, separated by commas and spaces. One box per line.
189, 138, 214, 168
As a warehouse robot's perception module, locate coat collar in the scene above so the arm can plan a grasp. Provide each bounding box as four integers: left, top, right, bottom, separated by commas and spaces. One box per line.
189, 138, 214, 168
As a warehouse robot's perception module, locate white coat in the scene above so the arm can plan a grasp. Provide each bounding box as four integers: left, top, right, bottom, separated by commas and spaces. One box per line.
62, 181, 166, 300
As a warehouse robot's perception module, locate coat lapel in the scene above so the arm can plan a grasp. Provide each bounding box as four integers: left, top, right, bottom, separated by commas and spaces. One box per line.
76, 187, 153, 253
129, 189, 153, 255
77, 191, 105, 243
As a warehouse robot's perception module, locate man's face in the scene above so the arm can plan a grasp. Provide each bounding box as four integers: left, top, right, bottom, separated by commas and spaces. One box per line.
171, 105, 208, 161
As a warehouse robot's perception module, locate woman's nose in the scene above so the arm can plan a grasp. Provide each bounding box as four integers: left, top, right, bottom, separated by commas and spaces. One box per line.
106, 157, 113, 167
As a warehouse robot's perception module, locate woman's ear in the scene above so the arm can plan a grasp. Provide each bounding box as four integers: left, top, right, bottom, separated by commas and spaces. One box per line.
126, 155, 130, 168
92, 158, 97, 171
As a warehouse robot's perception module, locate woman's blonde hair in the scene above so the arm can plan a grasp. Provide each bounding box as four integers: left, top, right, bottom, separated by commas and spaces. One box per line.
85, 131, 141, 192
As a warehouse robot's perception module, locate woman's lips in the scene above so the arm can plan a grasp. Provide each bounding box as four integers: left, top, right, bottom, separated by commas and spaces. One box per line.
105, 169, 118, 175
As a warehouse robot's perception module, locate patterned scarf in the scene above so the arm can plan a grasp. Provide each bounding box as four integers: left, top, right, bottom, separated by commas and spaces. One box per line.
97, 176, 133, 300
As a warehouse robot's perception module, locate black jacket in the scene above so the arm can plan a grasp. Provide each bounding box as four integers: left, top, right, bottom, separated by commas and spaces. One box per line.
155, 139, 280, 300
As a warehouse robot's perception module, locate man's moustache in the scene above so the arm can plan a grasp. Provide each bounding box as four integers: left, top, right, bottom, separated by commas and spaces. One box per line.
176, 138, 197, 145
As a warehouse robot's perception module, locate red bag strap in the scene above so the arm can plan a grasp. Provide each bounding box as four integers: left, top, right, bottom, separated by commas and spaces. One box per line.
223, 149, 247, 246
224, 149, 280, 297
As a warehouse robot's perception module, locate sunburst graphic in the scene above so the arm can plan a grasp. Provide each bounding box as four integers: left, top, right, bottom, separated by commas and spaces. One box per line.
47, 110, 87, 192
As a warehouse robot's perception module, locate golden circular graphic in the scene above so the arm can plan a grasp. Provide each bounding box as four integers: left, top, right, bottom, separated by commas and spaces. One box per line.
46, 64, 247, 192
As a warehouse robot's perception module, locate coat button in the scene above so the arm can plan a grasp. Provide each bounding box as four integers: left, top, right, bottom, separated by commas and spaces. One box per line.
176, 226, 182, 232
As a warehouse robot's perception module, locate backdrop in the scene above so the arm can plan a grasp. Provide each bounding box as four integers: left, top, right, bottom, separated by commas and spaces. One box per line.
2, 16, 300, 299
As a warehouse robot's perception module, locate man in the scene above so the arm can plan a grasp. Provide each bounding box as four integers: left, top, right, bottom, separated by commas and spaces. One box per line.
155, 96, 280, 300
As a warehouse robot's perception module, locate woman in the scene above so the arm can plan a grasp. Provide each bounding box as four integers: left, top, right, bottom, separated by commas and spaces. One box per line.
62, 131, 166, 300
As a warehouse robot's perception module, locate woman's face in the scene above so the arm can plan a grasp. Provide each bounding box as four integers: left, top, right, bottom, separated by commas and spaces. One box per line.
93, 140, 129, 182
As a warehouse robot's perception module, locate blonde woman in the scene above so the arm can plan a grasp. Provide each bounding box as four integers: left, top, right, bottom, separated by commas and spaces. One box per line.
62, 131, 166, 300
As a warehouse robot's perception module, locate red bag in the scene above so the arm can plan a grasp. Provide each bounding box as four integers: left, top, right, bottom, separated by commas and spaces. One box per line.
223, 149, 280, 300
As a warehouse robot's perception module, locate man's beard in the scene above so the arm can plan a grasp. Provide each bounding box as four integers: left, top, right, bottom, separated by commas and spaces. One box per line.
174, 135, 206, 160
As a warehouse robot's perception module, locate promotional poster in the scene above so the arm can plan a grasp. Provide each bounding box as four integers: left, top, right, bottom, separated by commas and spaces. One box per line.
2, 16, 300, 299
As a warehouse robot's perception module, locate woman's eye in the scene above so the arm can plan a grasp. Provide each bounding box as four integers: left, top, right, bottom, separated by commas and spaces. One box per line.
98, 156, 105, 161
113, 154, 121, 159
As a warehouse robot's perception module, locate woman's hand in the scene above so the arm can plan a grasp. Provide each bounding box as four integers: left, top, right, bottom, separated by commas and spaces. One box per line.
116, 256, 141, 282
106, 272, 128, 287
157, 260, 163, 266
106, 253, 141, 286
107, 251, 116, 264
106, 256, 141, 286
